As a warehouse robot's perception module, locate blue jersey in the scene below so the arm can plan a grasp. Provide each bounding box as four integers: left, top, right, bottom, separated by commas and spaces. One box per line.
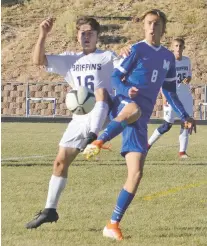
112, 40, 189, 123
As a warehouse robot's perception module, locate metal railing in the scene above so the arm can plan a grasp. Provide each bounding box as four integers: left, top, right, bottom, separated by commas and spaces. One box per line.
1, 82, 207, 119
26, 83, 58, 117
199, 102, 207, 120
198, 85, 207, 120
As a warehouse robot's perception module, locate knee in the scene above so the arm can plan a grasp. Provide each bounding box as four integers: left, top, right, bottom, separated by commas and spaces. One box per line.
134, 170, 143, 183
129, 170, 143, 184
94, 88, 109, 102
126, 103, 142, 124
53, 158, 69, 177
157, 121, 172, 134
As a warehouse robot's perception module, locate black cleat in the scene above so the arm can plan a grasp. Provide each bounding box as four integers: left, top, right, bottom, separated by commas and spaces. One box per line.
25, 208, 59, 229
79, 132, 97, 152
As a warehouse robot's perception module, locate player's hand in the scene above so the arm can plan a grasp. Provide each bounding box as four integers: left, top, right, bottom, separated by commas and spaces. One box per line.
163, 98, 168, 107
128, 87, 138, 98
39, 17, 55, 37
182, 77, 190, 84
183, 117, 196, 134
119, 45, 131, 57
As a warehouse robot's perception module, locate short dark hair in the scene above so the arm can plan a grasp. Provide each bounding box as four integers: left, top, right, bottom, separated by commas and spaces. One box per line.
172, 37, 185, 46
140, 9, 167, 34
76, 16, 101, 34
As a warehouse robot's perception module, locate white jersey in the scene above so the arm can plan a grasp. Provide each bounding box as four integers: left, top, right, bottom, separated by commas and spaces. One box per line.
163, 56, 193, 122
176, 56, 192, 100
46, 49, 120, 96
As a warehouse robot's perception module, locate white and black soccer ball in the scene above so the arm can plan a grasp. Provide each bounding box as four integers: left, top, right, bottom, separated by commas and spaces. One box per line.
66, 86, 96, 115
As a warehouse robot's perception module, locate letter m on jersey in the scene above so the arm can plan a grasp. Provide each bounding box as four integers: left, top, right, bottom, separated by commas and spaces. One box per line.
163, 60, 170, 71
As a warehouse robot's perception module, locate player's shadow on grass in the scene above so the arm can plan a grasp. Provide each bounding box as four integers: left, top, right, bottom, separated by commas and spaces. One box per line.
88, 228, 102, 232
88, 228, 132, 239
41, 228, 79, 233
153, 226, 207, 238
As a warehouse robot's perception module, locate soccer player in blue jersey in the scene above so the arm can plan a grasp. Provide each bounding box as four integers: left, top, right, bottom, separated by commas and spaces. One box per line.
84, 9, 196, 240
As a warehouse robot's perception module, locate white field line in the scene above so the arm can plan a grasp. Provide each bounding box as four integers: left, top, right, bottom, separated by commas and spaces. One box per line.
1, 142, 200, 162
152, 144, 178, 149
1, 155, 55, 161
1, 145, 174, 162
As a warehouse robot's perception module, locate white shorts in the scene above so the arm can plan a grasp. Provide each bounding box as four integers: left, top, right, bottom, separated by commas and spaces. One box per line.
163, 96, 193, 123
59, 114, 109, 149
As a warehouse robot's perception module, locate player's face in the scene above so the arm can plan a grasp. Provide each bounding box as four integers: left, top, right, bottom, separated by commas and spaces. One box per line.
172, 41, 185, 58
143, 14, 164, 45
77, 24, 98, 53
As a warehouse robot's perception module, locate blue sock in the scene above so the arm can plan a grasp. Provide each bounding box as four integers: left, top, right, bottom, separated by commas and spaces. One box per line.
98, 120, 127, 143
111, 189, 135, 223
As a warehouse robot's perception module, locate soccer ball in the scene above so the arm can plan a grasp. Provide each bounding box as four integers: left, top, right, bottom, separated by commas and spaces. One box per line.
66, 86, 96, 115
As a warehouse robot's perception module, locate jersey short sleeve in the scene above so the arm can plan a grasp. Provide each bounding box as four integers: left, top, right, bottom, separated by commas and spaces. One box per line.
45, 52, 75, 77
111, 51, 122, 68
116, 45, 139, 75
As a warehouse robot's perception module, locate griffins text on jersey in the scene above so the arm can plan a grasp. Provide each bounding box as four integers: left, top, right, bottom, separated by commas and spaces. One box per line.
72, 64, 102, 71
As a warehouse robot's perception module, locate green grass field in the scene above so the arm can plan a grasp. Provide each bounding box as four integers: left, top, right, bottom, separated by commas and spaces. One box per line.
1, 123, 207, 246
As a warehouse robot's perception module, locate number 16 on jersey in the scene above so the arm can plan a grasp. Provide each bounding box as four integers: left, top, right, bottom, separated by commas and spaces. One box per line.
77, 75, 95, 91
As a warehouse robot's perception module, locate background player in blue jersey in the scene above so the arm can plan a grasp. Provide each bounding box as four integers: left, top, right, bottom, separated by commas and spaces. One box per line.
84, 9, 196, 240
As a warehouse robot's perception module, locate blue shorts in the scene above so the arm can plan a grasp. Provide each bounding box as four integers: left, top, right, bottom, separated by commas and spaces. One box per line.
110, 95, 148, 156
121, 121, 148, 156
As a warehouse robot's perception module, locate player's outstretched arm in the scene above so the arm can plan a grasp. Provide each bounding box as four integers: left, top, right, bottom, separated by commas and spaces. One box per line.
119, 45, 131, 57
33, 17, 55, 66
111, 46, 140, 98
160, 88, 168, 106
111, 69, 132, 97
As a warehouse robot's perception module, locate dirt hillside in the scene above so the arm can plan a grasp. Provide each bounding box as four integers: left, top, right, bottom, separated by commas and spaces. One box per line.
2, 0, 207, 84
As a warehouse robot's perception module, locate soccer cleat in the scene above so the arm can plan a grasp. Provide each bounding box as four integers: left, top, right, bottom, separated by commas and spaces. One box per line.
25, 208, 59, 229
103, 222, 123, 241
79, 132, 97, 152
83, 140, 104, 159
179, 151, 189, 159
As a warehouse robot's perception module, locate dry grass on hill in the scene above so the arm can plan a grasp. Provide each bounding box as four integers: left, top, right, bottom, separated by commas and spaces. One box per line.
2, 0, 207, 84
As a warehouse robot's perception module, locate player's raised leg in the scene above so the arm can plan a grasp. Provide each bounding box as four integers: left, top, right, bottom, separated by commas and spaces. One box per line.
79, 88, 110, 151
25, 147, 79, 229
83, 99, 141, 159
103, 151, 146, 240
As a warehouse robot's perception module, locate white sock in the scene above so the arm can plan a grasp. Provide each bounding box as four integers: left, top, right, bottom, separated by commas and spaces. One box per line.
148, 129, 162, 146
90, 101, 109, 135
45, 175, 67, 209
179, 128, 189, 152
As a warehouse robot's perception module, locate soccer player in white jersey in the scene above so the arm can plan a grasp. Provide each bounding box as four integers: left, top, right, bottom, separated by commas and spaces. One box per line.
25, 16, 140, 229
25, 16, 114, 228
148, 38, 193, 158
